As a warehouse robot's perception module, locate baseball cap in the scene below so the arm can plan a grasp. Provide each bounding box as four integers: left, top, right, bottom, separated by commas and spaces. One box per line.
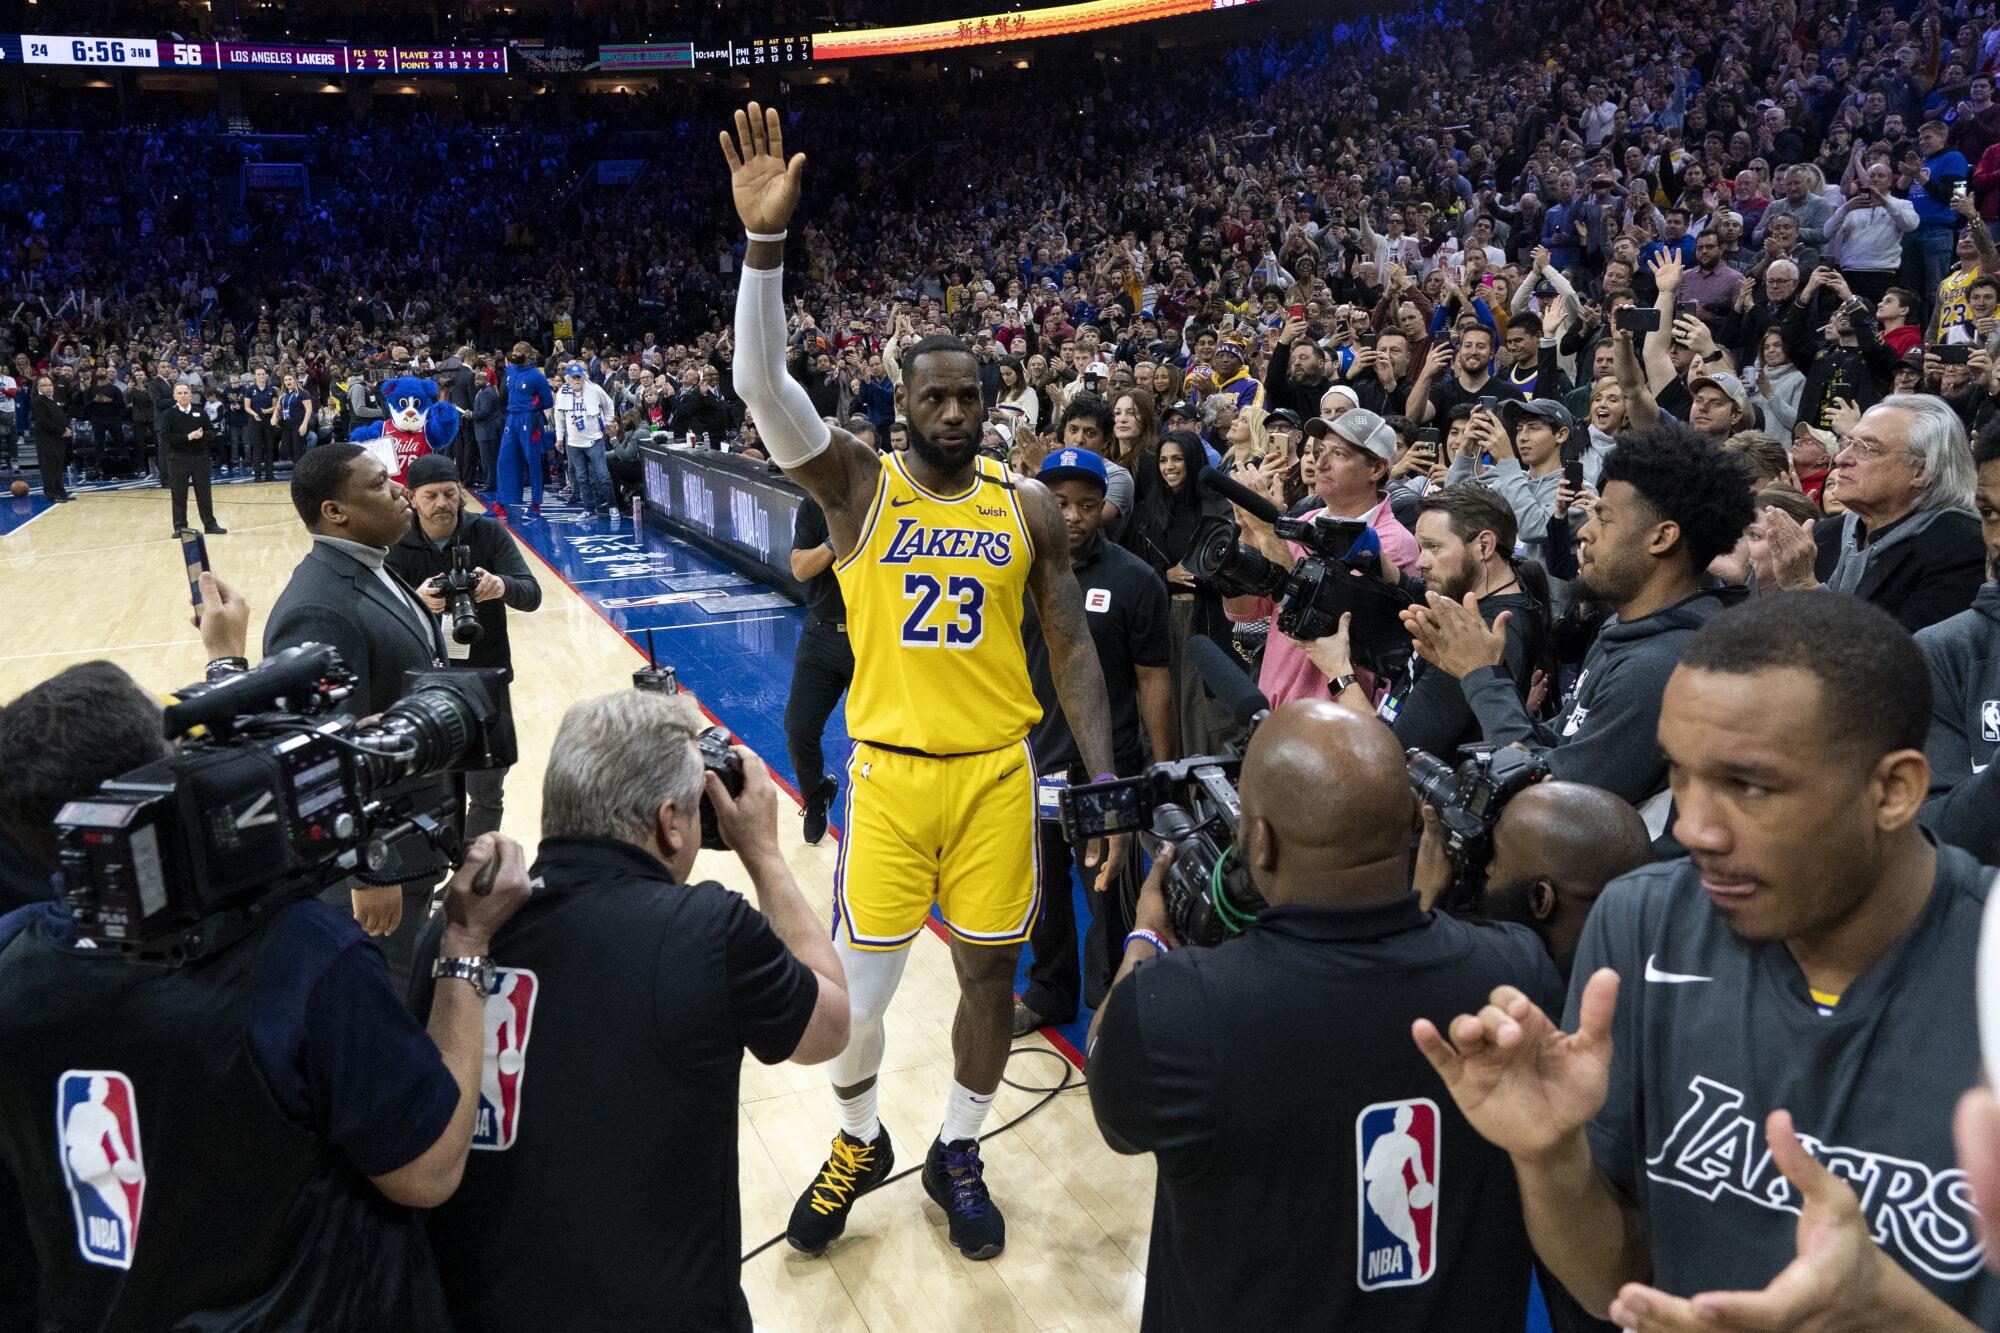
565, 361, 586, 376
1793, 422, 1839, 452
1308, 407, 1398, 462
1689, 371, 1750, 413
1500, 398, 1576, 433
1038, 446, 1109, 492
1084, 360, 1110, 379
1164, 399, 1197, 419
1267, 408, 1303, 430
405, 453, 460, 491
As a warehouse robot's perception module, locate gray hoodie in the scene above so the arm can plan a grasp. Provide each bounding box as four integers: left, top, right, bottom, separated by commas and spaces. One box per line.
1916, 580, 2000, 861
1463, 587, 1744, 824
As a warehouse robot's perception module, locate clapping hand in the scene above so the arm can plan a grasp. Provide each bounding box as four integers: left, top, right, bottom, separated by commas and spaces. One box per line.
1829, 396, 1861, 437
1761, 510, 1821, 591
1402, 589, 1511, 678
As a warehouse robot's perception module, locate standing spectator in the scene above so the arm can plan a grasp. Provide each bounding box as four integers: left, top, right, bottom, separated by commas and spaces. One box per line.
278, 372, 314, 461
1124, 430, 1236, 754
1828, 161, 1920, 303
1905, 120, 1973, 306
471, 362, 502, 490
552, 362, 616, 514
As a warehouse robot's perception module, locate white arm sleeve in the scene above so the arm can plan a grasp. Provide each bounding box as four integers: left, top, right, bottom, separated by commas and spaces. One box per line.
733, 264, 832, 468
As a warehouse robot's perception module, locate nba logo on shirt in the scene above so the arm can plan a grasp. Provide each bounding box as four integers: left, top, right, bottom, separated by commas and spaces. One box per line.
56, 1070, 145, 1269
1355, 1097, 1439, 1291
473, 968, 539, 1151
1982, 699, 1999, 742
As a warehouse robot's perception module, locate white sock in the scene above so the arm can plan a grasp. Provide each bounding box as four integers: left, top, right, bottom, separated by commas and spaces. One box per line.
837, 1087, 880, 1144
939, 1079, 996, 1146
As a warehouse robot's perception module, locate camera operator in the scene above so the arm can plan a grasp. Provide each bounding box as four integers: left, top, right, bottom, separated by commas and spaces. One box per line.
1915, 427, 2000, 861
1014, 448, 1176, 1035
1412, 780, 1652, 981
1420, 592, 2000, 1330
1402, 424, 1753, 825
1223, 408, 1419, 708
387, 455, 541, 844
414, 690, 849, 1333
1087, 700, 1562, 1330
1305, 484, 1549, 756
0, 654, 534, 1328
267, 442, 451, 975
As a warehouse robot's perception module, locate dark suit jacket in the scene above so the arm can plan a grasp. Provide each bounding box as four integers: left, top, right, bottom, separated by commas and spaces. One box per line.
159, 405, 211, 454
29, 393, 68, 443
264, 541, 448, 718
1812, 508, 1985, 632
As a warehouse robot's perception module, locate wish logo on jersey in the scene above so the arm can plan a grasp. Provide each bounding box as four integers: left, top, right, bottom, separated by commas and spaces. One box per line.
1355, 1097, 1439, 1290
56, 1070, 146, 1269
472, 968, 539, 1151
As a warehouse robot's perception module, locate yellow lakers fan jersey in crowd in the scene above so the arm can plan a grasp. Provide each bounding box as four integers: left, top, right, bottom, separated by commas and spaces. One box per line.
834, 451, 1041, 755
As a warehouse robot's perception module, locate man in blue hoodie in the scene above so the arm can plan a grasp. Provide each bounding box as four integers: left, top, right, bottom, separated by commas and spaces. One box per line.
1915, 427, 2000, 861
1402, 423, 1755, 838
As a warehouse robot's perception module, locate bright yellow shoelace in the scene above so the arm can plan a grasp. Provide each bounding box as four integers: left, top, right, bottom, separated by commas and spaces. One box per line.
808, 1136, 875, 1214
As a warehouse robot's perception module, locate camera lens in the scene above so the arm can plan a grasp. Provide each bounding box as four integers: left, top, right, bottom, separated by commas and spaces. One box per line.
1405, 749, 1459, 811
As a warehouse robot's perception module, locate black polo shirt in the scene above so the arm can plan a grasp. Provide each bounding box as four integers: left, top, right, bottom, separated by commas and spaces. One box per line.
412, 837, 819, 1333
1089, 896, 1563, 1332
1023, 533, 1171, 775
792, 494, 846, 624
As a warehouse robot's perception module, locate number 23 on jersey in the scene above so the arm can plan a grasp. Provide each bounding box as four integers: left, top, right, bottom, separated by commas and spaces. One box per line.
900, 572, 986, 647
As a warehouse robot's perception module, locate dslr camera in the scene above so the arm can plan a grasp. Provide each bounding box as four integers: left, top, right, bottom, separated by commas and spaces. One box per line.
1185, 512, 1414, 671
56, 645, 515, 961
430, 543, 484, 646
627, 646, 744, 851
1060, 749, 1266, 949
1405, 744, 1551, 912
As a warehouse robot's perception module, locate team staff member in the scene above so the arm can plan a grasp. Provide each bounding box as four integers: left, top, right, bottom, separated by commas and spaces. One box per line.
30, 375, 72, 503
1404, 424, 1753, 828
267, 444, 451, 980
1418, 593, 2000, 1330
243, 366, 280, 482
158, 381, 225, 536
415, 690, 849, 1333
783, 491, 852, 847
0, 656, 533, 1328
495, 343, 553, 515
387, 455, 542, 843
1089, 701, 1563, 1331
1015, 447, 1176, 1035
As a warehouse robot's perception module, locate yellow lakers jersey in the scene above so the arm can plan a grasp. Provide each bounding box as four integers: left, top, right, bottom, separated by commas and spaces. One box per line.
1938, 266, 1980, 337
834, 452, 1041, 755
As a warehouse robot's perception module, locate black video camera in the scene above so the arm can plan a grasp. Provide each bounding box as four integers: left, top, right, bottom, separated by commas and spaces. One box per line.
55, 645, 516, 961
1184, 508, 1414, 672
1061, 753, 1266, 948
431, 543, 483, 646
1405, 744, 1550, 912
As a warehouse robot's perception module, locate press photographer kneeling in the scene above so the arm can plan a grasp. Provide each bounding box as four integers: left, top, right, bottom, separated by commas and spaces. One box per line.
1081, 699, 1562, 1330
0, 635, 532, 1328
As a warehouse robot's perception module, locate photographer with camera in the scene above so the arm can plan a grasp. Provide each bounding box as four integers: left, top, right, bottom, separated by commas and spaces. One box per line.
414, 689, 849, 1333
1086, 700, 1562, 1330
1222, 408, 1419, 708
0, 649, 535, 1327
267, 442, 453, 975
387, 454, 542, 844
1403, 424, 1753, 824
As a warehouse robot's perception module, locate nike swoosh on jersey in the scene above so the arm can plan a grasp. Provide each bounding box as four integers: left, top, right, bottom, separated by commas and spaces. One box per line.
1644, 954, 1712, 984
890, 496, 918, 507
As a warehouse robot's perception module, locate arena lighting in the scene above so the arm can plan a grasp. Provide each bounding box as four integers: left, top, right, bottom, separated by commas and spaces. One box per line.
809, 0, 1261, 61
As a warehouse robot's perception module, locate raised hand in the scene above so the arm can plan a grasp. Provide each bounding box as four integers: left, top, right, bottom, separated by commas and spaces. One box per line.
1413, 968, 1620, 1161
719, 102, 805, 237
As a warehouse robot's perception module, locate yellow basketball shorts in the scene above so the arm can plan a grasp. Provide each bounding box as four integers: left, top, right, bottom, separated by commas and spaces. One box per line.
832, 739, 1042, 951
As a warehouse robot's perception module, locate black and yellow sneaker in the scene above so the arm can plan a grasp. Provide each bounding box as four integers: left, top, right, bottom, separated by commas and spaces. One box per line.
786, 1127, 895, 1256
922, 1137, 1005, 1260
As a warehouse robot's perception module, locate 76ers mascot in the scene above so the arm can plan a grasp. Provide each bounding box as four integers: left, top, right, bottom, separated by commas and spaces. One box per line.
352, 377, 462, 487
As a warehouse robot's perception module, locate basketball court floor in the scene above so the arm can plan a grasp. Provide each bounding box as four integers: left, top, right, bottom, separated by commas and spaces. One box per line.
0, 475, 1157, 1332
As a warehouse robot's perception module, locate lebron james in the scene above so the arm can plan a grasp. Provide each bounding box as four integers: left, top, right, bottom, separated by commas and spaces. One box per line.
722, 103, 1117, 1261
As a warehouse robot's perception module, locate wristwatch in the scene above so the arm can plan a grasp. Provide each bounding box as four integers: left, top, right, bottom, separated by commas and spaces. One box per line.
1330, 672, 1358, 696
432, 956, 497, 996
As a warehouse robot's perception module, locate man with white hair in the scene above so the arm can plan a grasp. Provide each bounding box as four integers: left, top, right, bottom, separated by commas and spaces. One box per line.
1763, 394, 1985, 631
417, 689, 852, 1332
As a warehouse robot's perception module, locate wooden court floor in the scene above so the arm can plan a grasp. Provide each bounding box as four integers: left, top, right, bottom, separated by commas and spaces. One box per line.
0, 482, 1156, 1331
